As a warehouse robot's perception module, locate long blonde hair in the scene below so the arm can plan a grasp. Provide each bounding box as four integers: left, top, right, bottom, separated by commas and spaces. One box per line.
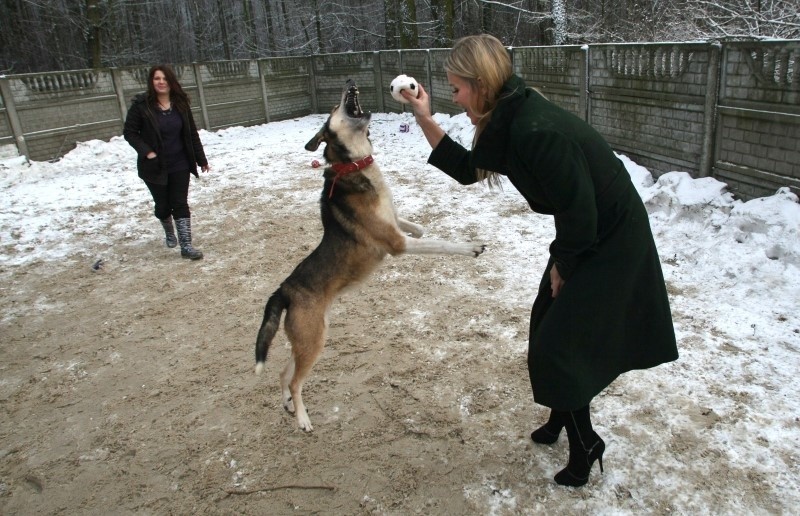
444, 34, 513, 186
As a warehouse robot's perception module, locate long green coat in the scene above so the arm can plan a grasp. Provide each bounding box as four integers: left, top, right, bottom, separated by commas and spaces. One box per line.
428, 75, 678, 410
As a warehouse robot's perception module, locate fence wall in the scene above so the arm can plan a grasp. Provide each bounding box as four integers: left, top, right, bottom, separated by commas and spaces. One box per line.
1, 40, 798, 200
513, 46, 587, 119
714, 42, 800, 198
595, 43, 722, 184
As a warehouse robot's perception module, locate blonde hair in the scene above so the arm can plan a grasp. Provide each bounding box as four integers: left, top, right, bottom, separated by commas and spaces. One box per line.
444, 34, 513, 186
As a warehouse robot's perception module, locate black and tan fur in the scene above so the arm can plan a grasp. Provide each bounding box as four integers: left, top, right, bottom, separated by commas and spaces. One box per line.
255, 79, 485, 432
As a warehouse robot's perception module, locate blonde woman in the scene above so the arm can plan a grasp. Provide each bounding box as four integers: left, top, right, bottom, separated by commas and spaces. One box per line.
405, 34, 678, 487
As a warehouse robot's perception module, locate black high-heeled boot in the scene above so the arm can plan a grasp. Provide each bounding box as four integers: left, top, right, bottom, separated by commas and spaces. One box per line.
531, 409, 564, 444
554, 406, 605, 487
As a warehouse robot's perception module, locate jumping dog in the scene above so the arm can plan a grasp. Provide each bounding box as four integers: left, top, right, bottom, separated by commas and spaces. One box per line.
255, 79, 485, 431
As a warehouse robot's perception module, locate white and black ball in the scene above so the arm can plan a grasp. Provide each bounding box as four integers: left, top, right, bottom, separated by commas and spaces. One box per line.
389, 74, 420, 104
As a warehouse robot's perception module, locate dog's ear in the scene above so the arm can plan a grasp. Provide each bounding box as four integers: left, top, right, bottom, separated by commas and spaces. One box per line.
306, 104, 340, 151
305, 127, 325, 151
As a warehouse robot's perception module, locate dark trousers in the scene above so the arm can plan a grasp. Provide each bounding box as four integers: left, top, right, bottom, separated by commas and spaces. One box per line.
144, 169, 191, 220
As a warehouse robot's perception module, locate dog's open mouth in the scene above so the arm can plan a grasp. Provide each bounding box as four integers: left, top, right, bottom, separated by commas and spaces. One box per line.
344, 80, 364, 118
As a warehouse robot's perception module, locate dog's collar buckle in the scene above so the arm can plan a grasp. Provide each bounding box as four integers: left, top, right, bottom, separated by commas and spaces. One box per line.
328, 155, 374, 198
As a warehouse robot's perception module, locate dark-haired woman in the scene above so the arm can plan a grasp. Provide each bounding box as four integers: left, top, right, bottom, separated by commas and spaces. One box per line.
124, 64, 210, 260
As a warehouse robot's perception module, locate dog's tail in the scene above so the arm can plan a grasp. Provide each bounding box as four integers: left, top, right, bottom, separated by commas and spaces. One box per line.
254, 287, 289, 375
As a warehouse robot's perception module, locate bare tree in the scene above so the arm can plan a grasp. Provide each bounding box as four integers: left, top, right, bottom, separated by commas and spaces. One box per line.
428, 0, 455, 47
86, 0, 102, 67
685, 0, 800, 39
401, 0, 420, 48
551, 0, 567, 44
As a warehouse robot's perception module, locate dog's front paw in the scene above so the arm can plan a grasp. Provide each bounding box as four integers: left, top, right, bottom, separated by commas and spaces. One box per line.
283, 395, 295, 414
472, 243, 487, 257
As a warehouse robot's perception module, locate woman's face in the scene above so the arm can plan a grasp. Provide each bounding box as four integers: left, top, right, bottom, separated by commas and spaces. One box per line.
152, 70, 171, 96
447, 72, 481, 125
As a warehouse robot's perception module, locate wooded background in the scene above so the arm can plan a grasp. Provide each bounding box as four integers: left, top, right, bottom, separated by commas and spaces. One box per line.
2, 0, 799, 74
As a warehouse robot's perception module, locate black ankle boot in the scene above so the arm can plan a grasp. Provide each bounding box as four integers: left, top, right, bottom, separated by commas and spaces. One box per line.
553, 406, 605, 487
174, 217, 203, 260
531, 409, 564, 444
159, 216, 178, 248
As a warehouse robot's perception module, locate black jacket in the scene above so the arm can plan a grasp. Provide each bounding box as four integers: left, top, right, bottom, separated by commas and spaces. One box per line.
123, 94, 208, 185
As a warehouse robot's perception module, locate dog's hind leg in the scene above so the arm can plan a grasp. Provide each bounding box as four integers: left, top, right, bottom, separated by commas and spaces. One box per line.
283, 304, 329, 432
280, 355, 296, 414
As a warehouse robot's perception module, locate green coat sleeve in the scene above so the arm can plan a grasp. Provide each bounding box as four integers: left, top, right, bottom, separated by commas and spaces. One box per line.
517, 131, 598, 280
427, 134, 480, 186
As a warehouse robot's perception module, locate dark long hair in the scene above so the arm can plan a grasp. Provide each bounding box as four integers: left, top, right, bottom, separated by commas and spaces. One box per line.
146, 64, 191, 113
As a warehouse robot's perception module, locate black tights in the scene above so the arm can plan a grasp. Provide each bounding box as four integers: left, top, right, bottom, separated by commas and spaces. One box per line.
144, 169, 191, 220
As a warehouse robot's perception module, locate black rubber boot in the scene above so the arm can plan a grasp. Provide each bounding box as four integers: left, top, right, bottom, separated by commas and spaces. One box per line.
160, 216, 178, 248
175, 217, 203, 260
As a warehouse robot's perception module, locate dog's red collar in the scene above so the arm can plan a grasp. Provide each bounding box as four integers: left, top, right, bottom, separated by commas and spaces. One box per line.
328, 155, 374, 198
330, 155, 374, 175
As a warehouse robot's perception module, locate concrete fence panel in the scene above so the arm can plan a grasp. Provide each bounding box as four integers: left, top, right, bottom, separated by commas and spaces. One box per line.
513, 45, 585, 119
714, 41, 800, 198
260, 57, 314, 122
588, 43, 714, 179
2, 70, 121, 162
197, 60, 265, 131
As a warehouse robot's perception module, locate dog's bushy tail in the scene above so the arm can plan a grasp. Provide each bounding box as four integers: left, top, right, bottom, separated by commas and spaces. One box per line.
254, 288, 289, 374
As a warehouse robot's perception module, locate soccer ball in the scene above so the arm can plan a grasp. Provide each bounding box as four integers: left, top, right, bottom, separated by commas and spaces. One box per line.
389, 74, 420, 104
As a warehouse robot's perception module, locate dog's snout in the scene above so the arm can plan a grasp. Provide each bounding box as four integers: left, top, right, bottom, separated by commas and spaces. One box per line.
345, 79, 359, 97
343, 79, 363, 119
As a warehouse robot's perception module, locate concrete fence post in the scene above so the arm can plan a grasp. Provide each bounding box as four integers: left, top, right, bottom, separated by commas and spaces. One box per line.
191, 63, 210, 130
110, 67, 128, 129
699, 42, 722, 178
309, 57, 318, 113
257, 59, 271, 124
425, 49, 433, 112
580, 45, 589, 122
373, 51, 385, 113
0, 77, 29, 158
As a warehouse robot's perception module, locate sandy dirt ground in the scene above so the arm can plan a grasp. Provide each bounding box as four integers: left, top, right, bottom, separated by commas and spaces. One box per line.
0, 167, 788, 515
